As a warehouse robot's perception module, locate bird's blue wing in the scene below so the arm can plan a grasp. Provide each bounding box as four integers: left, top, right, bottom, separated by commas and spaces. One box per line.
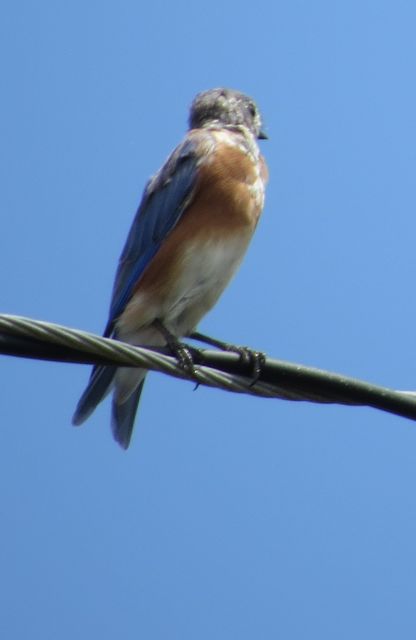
72, 137, 201, 435
104, 138, 200, 337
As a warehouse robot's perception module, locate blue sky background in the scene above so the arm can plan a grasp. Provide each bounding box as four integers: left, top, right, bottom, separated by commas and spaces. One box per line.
1, 1, 416, 638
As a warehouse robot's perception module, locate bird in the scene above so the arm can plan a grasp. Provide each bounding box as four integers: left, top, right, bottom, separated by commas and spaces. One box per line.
72, 87, 268, 449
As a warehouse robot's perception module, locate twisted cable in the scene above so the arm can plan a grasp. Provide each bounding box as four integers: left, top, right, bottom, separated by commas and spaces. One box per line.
1, 313, 416, 423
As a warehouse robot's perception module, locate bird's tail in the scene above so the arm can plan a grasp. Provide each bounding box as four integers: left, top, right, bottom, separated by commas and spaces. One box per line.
73, 364, 146, 449
72, 365, 117, 426
111, 378, 146, 449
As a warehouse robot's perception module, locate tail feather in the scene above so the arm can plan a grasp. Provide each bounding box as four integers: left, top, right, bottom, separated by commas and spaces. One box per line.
72, 365, 117, 426
111, 379, 146, 449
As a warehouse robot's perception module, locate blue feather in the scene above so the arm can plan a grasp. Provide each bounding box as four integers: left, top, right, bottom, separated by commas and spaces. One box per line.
105, 139, 199, 335
72, 365, 117, 425
111, 379, 146, 449
73, 138, 200, 437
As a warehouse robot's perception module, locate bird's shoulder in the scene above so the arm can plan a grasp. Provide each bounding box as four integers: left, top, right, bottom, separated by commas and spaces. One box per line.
146, 125, 265, 196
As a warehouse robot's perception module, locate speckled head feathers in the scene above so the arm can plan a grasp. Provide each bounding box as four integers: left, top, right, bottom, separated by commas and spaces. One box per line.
189, 88, 267, 140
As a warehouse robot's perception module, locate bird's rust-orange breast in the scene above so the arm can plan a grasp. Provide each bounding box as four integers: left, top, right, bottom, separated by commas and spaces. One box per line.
130, 135, 267, 303
191, 142, 267, 232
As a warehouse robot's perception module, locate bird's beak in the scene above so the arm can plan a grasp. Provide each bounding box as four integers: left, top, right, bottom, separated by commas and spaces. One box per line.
258, 130, 268, 140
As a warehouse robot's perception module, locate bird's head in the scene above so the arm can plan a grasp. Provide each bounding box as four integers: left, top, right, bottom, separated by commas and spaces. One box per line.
189, 88, 267, 140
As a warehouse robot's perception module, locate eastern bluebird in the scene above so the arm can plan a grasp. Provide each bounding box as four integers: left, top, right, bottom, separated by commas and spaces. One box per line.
73, 87, 268, 448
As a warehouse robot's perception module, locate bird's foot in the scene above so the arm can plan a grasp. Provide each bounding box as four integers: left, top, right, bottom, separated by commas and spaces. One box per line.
153, 319, 195, 373
190, 331, 265, 385
230, 346, 266, 385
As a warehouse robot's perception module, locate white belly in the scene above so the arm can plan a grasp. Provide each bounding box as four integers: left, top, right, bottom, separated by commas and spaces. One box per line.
116, 232, 251, 343
164, 233, 251, 335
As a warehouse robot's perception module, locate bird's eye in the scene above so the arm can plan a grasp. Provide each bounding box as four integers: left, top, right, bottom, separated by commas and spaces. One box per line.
248, 103, 256, 118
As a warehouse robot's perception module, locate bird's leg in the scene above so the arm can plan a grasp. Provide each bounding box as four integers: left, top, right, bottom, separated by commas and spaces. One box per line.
189, 331, 265, 385
153, 319, 195, 372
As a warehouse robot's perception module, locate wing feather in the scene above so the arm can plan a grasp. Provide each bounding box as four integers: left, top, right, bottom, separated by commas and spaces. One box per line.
72, 137, 203, 430
104, 138, 200, 336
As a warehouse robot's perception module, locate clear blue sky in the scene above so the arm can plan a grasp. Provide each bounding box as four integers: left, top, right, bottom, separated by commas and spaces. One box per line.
1, 1, 416, 638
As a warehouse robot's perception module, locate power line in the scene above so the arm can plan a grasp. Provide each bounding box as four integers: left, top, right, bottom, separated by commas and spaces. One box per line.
1, 313, 416, 422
